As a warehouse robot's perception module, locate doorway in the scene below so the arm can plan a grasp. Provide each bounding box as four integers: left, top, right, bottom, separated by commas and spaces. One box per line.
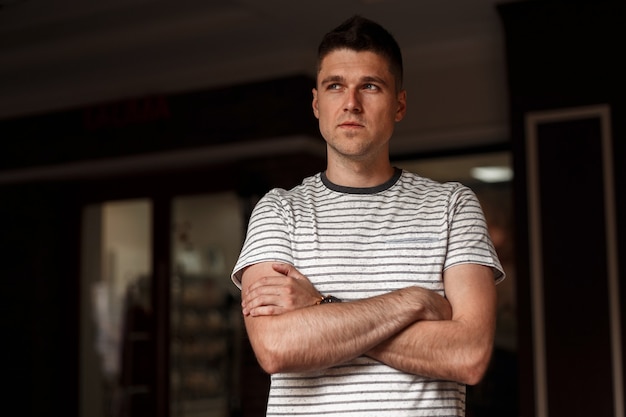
79, 192, 246, 417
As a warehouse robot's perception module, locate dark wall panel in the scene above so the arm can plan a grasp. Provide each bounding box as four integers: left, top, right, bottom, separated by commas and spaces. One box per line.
499, 1, 626, 415
536, 117, 613, 416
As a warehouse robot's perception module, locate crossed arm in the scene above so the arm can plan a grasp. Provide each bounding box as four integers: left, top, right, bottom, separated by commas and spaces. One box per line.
240, 261, 497, 385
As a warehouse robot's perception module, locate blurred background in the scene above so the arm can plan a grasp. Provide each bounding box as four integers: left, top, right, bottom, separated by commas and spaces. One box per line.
0, 0, 624, 416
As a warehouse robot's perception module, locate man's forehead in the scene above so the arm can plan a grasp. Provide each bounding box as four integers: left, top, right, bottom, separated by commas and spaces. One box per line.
317, 50, 394, 86
318, 50, 391, 74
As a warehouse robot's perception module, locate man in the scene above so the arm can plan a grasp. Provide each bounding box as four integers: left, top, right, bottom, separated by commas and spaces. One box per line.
231, 15, 504, 417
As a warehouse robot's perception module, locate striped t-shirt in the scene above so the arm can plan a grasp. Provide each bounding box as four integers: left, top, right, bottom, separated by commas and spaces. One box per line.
232, 168, 504, 416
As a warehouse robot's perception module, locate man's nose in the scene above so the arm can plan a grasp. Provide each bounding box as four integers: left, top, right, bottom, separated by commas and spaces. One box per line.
343, 89, 362, 113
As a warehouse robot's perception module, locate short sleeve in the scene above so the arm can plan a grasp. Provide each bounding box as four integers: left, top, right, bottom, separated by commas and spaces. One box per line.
444, 184, 505, 283
231, 190, 294, 289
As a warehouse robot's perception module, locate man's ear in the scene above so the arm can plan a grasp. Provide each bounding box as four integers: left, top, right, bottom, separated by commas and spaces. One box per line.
312, 88, 320, 119
395, 89, 407, 122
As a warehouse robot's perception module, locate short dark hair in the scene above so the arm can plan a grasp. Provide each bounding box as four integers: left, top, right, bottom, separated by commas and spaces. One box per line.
317, 15, 404, 90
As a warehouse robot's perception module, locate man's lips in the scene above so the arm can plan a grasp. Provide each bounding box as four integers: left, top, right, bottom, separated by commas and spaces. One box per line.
339, 121, 364, 128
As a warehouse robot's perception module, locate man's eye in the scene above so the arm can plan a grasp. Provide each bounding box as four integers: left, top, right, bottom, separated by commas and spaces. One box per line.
364, 84, 378, 90
328, 83, 341, 90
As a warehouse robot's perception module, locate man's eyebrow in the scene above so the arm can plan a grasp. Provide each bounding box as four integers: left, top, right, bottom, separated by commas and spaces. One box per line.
320, 75, 345, 85
361, 75, 389, 86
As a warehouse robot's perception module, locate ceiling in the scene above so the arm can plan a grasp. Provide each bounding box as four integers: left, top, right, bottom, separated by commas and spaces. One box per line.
0, 0, 511, 155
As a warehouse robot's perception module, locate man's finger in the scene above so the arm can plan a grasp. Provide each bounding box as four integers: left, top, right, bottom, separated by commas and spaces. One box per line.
273, 263, 310, 282
272, 262, 298, 278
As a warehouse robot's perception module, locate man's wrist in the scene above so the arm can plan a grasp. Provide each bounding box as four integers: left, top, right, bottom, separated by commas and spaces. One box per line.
316, 295, 342, 304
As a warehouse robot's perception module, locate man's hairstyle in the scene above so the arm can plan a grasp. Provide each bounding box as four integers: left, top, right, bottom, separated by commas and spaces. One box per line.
317, 15, 404, 90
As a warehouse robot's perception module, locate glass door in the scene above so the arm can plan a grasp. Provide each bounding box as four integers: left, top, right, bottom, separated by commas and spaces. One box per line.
80, 199, 154, 417
170, 192, 245, 417
79, 191, 247, 417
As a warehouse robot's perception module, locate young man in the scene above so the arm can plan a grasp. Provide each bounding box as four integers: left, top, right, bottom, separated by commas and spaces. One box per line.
231, 15, 504, 417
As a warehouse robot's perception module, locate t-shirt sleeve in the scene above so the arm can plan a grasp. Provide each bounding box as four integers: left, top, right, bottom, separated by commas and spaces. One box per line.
444, 184, 505, 283
231, 190, 294, 289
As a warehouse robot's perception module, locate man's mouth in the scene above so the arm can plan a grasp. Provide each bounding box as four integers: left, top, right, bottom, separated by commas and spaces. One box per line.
339, 121, 364, 128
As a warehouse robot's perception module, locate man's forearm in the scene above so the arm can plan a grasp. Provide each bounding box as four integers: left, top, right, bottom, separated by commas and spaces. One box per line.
366, 318, 494, 385
245, 286, 443, 374
367, 265, 498, 385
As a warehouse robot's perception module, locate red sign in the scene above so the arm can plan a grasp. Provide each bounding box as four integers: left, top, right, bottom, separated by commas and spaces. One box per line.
83, 96, 171, 130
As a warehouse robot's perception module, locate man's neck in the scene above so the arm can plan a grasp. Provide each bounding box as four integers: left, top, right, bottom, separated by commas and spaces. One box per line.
325, 160, 396, 188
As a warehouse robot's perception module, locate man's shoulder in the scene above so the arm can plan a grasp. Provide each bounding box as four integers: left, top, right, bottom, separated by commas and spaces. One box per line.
266, 172, 324, 199
397, 170, 465, 194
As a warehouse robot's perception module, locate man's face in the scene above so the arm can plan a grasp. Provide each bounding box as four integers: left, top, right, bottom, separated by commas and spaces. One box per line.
312, 49, 406, 163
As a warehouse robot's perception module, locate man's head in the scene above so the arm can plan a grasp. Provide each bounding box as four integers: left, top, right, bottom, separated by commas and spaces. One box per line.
311, 16, 407, 172
317, 15, 404, 92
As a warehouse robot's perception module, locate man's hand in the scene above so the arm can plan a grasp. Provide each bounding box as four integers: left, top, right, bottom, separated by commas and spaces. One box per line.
411, 286, 452, 322
241, 263, 322, 317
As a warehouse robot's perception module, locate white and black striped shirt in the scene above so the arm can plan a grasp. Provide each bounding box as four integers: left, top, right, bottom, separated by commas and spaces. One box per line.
232, 168, 504, 416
